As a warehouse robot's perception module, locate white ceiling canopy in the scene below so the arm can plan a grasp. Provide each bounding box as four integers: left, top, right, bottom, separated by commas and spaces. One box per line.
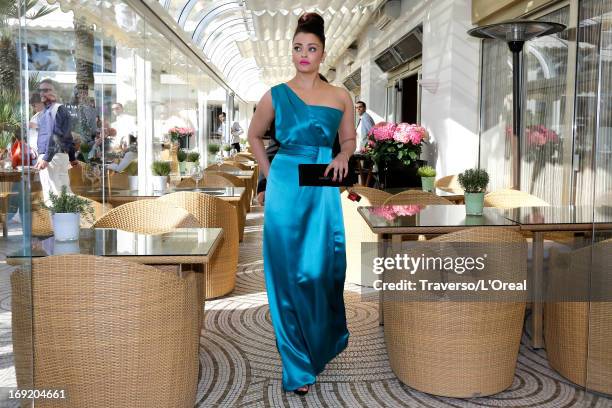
158, 0, 383, 101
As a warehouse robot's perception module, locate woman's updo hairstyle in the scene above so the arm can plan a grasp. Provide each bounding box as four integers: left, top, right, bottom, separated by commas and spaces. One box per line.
294, 12, 325, 48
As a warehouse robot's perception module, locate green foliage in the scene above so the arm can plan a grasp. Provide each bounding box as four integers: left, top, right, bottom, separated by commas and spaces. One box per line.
187, 152, 200, 162
207, 143, 220, 155
0, 88, 20, 134
0, 130, 13, 149
42, 186, 93, 218
222, 144, 232, 152
177, 149, 187, 162
151, 160, 171, 176
79, 142, 91, 157
417, 165, 436, 177
458, 168, 489, 193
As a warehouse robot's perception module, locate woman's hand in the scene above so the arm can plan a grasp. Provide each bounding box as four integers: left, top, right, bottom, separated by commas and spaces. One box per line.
324, 152, 349, 182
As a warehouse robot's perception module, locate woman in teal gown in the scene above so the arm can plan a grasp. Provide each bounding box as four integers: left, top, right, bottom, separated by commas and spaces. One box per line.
247, 12, 356, 395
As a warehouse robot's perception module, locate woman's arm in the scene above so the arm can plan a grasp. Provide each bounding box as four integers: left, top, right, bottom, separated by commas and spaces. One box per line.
247, 90, 275, 179
325, 89, 356, 181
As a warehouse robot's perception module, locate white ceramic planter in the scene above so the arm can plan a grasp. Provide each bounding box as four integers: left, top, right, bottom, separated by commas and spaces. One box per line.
152, 175, 167, 192
53, 240, 80, 255
52, 213, 80, 242
128, 175, 138, 191
222, 150, 230, 158
184, 162, 195, 173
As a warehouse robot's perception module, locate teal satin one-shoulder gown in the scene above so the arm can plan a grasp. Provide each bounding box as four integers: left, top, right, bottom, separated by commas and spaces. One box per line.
263, 83, 349, 391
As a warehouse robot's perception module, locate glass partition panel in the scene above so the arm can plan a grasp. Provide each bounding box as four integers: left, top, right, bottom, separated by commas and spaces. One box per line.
480, 6, 571, 203
582, 0, 612, 403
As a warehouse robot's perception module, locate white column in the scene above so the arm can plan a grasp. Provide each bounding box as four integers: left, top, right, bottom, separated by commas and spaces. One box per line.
420, 0, 480, 176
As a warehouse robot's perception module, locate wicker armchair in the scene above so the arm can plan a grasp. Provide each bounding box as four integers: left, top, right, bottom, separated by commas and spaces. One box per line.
159, 192, 239, 299
92, 199, 200, 233
484, 189, 549, 209
201, 173, 246, 242
341, 187, 392, 286
384, 227, 527, 397
434, 174, 462, 193
545, 240, 612, 395
11, 254, 200, 408
383, 190, 454, 206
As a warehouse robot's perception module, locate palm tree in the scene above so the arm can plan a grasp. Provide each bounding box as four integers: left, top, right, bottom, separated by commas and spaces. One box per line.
0, 0, 56, 92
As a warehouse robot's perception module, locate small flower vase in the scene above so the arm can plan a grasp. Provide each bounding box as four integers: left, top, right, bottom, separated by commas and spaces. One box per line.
421, 177, 435, 192
179, 161, 186, 175
464, 192, 485, 215
169, 142, 180, 174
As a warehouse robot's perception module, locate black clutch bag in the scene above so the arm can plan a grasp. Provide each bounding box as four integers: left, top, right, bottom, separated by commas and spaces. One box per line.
298, 164, 357, 187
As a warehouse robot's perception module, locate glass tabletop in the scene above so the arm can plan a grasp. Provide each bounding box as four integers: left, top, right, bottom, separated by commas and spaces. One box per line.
383, 187, 463, 198
72, 186, 245, 198
502, 205, 612, 226
358, 205, 517, 231
218, 170, 253, 177
7, 228, 223, 259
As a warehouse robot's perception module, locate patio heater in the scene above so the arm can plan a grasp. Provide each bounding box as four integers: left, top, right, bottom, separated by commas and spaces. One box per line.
468, 20, 565, 189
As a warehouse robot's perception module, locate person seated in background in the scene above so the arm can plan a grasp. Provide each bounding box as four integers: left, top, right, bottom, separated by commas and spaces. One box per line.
107, 134, 137, 172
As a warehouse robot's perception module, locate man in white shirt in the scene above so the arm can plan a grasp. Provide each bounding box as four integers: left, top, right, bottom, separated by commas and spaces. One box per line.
355, 100, 375, 153
218, 112, 244, 152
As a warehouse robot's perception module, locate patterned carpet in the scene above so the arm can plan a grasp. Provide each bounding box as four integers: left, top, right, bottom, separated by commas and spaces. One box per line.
1, 207, 611, 407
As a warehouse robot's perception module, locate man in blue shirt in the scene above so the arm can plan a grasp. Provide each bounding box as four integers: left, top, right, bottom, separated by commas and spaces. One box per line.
34, 79, 75, 203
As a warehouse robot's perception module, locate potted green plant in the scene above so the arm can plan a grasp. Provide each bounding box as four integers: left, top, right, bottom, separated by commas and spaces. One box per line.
42, 186, 93, 241
151, 160, 171, 192
125, 160, 138, 190
185, 151, 200, 173
208, 143, 220, 156
417, 165, 436, 192
177, 149, 187, 174
222, 144, 231, 158
458, 168, 489, 215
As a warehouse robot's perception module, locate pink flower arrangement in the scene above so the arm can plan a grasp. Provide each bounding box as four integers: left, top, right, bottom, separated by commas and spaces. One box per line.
526, 125, 559, 147
370, 205, 423, 221
361, 122, 429, 167
168, 126, 195, 142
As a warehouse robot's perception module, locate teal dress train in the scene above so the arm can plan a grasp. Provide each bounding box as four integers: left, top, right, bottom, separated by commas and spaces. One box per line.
263, 83, 349, 391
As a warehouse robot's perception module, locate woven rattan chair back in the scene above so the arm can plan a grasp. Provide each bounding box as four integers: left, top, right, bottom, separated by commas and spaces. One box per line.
160, 192, 239, 298
107, 170, 130, 192
92, 199, 199, 234
199, 173, 247, 240
434, 174, 462, 192
341, 188, 392, 286
223, 160, 249, 170
68, 162, 86, 187
383, 190, 454, 206
11, 254, 200, 407
384, 227, 527, 397
484, 188, 549, 209
545, 240, 612, 394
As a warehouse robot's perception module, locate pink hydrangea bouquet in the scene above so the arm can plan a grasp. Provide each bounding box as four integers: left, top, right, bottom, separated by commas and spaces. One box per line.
361, 122, 429, 167
524, 125, 561, 162
168, 127, 195, 143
